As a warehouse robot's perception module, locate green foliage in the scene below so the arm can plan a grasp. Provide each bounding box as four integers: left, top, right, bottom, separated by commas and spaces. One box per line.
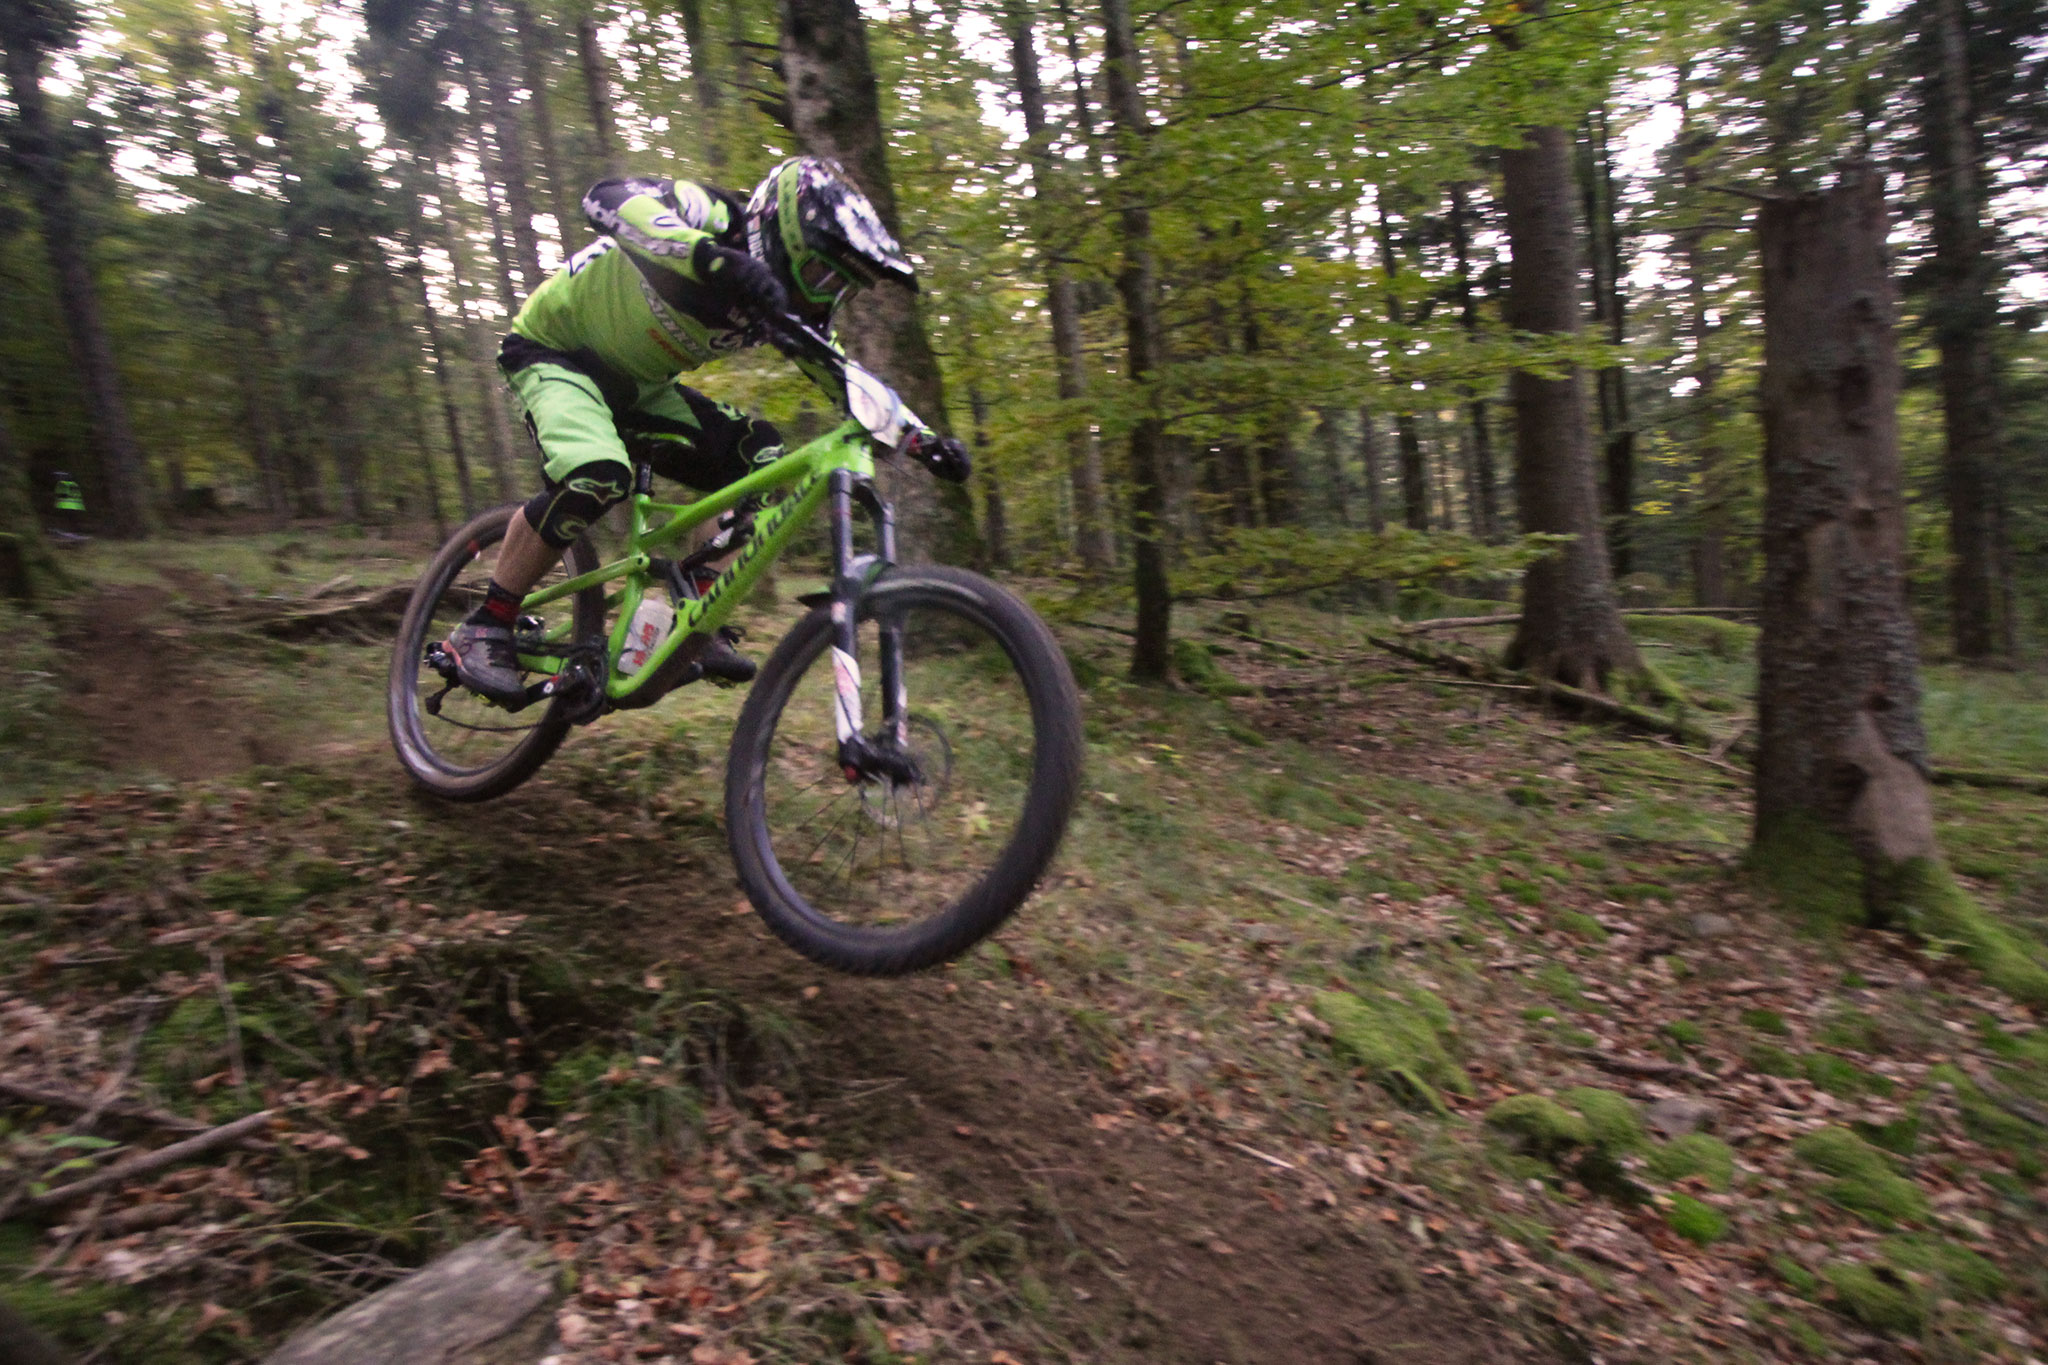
1171, 528, 1567, 603
1823, 1263, 1925, 1335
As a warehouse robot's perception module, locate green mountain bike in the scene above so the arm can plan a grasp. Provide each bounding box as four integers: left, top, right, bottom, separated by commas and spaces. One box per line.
387, 322, 1083, 975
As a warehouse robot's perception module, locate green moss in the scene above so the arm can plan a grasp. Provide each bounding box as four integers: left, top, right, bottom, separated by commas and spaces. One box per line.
1171, 638, 1254, 697
1499, 875, 1546, 905
1627, 614, 1758, 658
1662, 1019, 1706, 1048
1793, 1126, 1929, 1227
1749, 816, 1868, 930
1823, 1262, 1925, 1335
1553, 910, 1609, 942
1646, 1134, 1734, 1191
1816, 1008, 1884, 1053
1878, 1235, 2005, 1301
1535, 962, 1588, 1006
1521, 1006, 1558, 1022
1484, 1095, 1591, 1155
1772, 1254, 1822, 1298
1740, 1007, 1789, 1035
1313, 987, 1469, 1115
1803, 1053, 1895, 1098
1664, 1192, 1728, 1244
1880, 857, 2048, 1007
1746, 1042, 1801, 1077
1561, 1087, 1646, 1153
1927, 1063, 2043, 1148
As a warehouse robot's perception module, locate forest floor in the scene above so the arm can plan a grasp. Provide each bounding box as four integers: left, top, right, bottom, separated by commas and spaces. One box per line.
2, 527, 2046, 1365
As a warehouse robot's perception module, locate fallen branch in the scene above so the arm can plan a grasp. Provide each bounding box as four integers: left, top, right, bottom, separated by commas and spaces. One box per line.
1568, 1049, 1711, 1084
0, 1076, 212, 1135
23, 1110, 275, 1213
222, 583, 419, 640
1931, 768, 2048, 796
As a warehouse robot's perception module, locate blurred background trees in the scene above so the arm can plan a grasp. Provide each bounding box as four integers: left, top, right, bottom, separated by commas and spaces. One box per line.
3, 0, 2044, 664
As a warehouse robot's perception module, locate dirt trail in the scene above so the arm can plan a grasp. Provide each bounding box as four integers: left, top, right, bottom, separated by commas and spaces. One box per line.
652, 905, 1546, 1365
56, 586, 310, 778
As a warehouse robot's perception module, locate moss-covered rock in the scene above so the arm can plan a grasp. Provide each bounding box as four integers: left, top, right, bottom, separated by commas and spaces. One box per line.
1793, 1126, 1929, 1227
1664, 1192, 1727, 1244
1484, 1094, 1591, 1156
1823, 1262, 1926, 1335
1313, 987, 1468, 1115
1646, 1133, 1735, 1191
1561, 1087, 1646, 1153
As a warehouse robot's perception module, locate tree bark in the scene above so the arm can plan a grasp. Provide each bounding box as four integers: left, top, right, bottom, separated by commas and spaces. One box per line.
781, 0, 977, 562
406, 238, 478, 518
1007, 0, 1112, 571
0, 403, 62, 603
430, 160, 520, 501
1447, 181, 1498, 541
1374, 201, 1429, 531
1316, 408, 1350, 526
576, 16, 620, 177
1674, 63, 1729, 607
1926, 0, 2006, 660
1100, 0, 1171, 682
379, 265, 449, 536
1754, 169, 1936, 882
1357, 404, 1386, 533
505, 0, 577, 250
0, 25, 151, 537
1577, 106, 1634, 578
676, 0, 728, 173
1498, 126, 1640, 688
471, 0, 544, 295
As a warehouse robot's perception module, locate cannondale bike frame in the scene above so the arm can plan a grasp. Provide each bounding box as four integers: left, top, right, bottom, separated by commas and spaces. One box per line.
514, 417, 911, 773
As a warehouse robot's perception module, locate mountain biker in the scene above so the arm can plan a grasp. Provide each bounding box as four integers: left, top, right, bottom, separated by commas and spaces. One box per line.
444, 155, 971, 707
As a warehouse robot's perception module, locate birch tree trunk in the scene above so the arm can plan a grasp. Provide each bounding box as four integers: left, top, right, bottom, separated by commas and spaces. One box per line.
1498, 126, 1640, 687
780, 0, 977, 562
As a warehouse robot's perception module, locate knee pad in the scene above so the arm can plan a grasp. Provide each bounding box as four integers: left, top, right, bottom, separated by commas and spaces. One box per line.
524, 463, 630, 547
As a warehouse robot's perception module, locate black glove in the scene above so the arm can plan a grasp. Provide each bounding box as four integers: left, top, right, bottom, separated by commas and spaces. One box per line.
910, 431, 972, 483
691, 240, 788, 324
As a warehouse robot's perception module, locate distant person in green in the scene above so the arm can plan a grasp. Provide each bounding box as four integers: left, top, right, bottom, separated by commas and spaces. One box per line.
51, 470, 85, 535
441, 155, 970, 707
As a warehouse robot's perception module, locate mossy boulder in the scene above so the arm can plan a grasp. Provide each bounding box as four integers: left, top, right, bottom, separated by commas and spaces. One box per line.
1646, 1133, 1734, 1191
1823, 1262, 1926, 1335
1484, 1095, 1591, 1156
1664, 1192, 1728, 1244
1313, 987, 1468, 1115
1561, 1087, 1646, 1153
1793, 1126, 1929, 1227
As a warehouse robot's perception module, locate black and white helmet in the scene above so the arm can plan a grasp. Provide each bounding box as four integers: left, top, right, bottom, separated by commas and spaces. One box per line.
746, 157, 915, 322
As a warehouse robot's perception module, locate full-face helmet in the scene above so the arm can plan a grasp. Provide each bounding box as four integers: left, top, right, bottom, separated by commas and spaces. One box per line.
746, 157, 915, 324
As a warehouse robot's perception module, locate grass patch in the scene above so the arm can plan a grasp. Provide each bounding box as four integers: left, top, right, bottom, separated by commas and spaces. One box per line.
1314, 986, 1469, 1115
1792, 1126, 1929, 1227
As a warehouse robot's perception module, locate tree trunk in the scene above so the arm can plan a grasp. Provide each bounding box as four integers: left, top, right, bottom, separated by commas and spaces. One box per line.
781, 0, 978, 562
506, 0, 578, 250
1753, 170, 1944, 913
0, 34, 151, 537
379, 267, 449, 537
431, 161, 521, 501
1374, 202, 1429, 531
1006, 0, 1112, 572
576, 16, 621, 177
406, 239, 478, 518
1447, 181, 1499, 541
0, 403, 62, 603
1926, 0, 2005, 660
1578, 106, 1634, 579
1316, 408, 1349, 527
471, 0, 544, 294
1357, 404, 1386, 533
676, 0, 728, 173
1675, 64, 1729, 607
1498, 127, 1640, 687
1100, 0, 1171, 682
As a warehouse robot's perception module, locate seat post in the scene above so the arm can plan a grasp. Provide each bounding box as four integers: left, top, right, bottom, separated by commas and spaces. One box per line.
633, 462, 654, 497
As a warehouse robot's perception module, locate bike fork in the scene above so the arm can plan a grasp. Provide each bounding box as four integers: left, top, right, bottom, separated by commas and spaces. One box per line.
827, 469, 908, 777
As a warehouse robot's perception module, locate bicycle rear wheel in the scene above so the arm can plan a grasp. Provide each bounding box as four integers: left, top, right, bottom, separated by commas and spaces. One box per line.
724, 566, 1083, 975
387, 504, 603, 802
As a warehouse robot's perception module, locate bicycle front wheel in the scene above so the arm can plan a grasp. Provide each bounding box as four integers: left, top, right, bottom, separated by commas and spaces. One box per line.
725, 566, 1084, 975
387, 504, 603, 802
